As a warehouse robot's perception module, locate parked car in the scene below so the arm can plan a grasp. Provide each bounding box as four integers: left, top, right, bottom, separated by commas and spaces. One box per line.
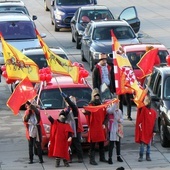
71, 5, 140, 49
0, 13, 46, 67
143, 64, 170, 147
50, 0, 97, 32
71, 5, 114, 49
36, 75, 92, 151
122, 43, 169, 85
81, 19, 140, 71
0, 0, 37, 20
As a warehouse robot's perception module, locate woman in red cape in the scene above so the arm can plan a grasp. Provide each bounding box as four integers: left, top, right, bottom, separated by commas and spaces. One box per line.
46, 110, 73, 167
135, 95, 156, 162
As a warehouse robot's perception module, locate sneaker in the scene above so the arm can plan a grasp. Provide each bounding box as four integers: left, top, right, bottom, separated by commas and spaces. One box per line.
28, 160, 33, 164
108, 158, 113, 164
117, 156, 123, 162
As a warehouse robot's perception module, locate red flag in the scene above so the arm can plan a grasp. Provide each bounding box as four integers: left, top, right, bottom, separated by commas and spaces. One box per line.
137, 48, 159, 79
6, 77, 37, 115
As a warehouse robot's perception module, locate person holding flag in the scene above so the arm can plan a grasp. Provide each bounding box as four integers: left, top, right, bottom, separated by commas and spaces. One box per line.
82, 88, 108, 165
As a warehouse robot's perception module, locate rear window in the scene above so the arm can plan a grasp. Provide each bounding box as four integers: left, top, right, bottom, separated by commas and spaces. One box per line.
126, 50, 169, 69
0, 6, 29, 15
93, 26, 135, 40
0, 21, 36, 40
39, 87, 92, 109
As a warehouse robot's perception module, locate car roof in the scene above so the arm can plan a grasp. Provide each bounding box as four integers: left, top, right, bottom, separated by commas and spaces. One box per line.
43, 76, 91, 90
123, 43, 168, 52
0, 0, 24, 6
79, 5, 109, 10
154, 64, 170, 75
89, 20, 129, 27
0, 13, 31, 21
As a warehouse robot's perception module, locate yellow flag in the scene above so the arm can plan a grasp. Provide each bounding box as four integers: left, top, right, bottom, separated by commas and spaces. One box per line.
36, 29, 79, 83
0, 34, 40, 82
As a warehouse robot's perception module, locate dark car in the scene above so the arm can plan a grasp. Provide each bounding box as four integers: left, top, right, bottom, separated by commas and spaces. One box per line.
70, 5, 114, 49
144, 64, 170, 147
71, 5, 140, 50
50, 0, 97, 32
81, 19, 140, 71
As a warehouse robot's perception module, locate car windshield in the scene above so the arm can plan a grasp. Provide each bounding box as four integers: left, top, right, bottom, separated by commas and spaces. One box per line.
164, 77, 170, 99
0, 6, 29, 15
79, 10, 113, 23
126, 50, 169, 69
57, 0, 93, 5
0, 21, 37, 40
93, 26, 135, 40
39, 87, 92, 109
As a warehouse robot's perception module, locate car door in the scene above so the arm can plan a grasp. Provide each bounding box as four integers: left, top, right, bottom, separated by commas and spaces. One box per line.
71, 9, 79, 40
118, 6, 140, 33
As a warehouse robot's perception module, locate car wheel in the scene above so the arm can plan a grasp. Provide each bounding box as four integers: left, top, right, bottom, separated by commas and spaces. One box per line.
76, 36, 81, 49
160, 120, 169, 147
81, 50, 86, 62
44, 0, 49, 11
89, 55, 94, 71
54, 24, 60, 32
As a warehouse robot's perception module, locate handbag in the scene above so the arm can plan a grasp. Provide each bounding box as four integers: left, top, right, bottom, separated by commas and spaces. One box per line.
117, 123, 124, 138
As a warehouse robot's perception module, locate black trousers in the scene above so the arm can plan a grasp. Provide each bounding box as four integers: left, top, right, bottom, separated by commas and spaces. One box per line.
28, 137, 43, 161
71, 132, 83, 159
90, 141, 104, 152
108, 141, 121, 158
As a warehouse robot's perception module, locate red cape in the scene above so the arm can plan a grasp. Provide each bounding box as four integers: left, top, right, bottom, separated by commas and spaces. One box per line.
85, 106, 107, 142
48, 120, 73, 160
135, 107, 156, 144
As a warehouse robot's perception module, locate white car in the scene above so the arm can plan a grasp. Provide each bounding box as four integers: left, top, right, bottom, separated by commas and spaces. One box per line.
0, 13, 46, 67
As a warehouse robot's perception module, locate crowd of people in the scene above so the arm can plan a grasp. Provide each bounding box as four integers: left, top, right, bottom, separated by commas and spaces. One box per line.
23, 52, 157, 168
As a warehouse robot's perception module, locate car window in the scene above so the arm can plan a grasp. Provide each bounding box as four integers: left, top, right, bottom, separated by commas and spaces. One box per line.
0, 6, 29, 15
126, 52, 141, 69
158, 50, 169, 63
154, 74, 161, 98
93, 26, 135, 40
149, 70, 158, 91
0, 21, 36, 40
57, 0, 94, 5
164, 77, 170, 99
39, 87, 92, 109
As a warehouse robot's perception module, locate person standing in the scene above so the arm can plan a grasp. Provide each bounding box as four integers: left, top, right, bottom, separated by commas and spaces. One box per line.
61, 92, 84, 163
135, 95, 157, 162
46, 110, 73, 167
92, 53, 115, 94
106, 100, 124, 164
83, 88, 107, 165
23, 101, 44, 164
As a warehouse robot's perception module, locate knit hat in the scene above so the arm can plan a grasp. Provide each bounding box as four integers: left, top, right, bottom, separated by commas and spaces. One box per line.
59, 110, 66, 117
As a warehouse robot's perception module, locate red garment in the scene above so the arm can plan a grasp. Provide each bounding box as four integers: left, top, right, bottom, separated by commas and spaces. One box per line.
85, 106, 107, 143
135, 106, 156, 144
48, 120, 73, 160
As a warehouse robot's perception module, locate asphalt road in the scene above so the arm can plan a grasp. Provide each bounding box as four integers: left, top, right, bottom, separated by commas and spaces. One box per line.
0, 0, 170, 170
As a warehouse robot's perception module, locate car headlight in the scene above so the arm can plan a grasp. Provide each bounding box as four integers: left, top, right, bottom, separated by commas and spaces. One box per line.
43, 124, 51, 134
54, 9, 65, 20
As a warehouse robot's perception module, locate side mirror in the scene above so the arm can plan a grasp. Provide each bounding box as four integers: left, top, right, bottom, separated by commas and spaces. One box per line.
32, 15, 37, 21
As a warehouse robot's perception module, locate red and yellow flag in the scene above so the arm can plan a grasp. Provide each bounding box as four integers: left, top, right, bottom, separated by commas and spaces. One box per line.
0, 34, 40, 82
111, 30, 146, 108
6, 76, 37, 115
35, 29, 79, 83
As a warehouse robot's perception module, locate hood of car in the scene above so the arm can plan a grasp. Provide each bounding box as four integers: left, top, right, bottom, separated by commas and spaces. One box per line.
91, 39, 139, 53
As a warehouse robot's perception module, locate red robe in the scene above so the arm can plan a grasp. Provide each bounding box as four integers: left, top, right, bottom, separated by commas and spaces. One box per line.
48, 120, 73, 160
135, 107, 156, 144
84, 106, 107, 142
